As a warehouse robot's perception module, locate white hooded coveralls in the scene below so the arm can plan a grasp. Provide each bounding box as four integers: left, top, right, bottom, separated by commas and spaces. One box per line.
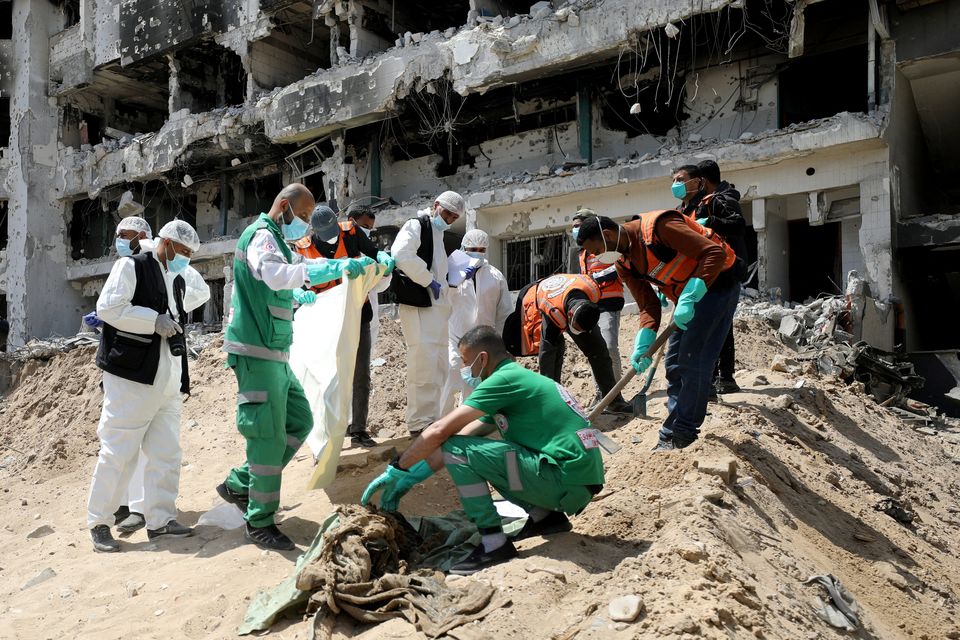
86, 248, 210, 530
390, 210, 451, 432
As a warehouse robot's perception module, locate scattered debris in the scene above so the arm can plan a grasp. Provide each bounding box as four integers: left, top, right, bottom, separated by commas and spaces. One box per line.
694, 457, 738, 484
607, 595, 644, 622
803, 574, 860, 631
874, 498, 916, 525
26, 524, 54, 539
21, 567, 57, 590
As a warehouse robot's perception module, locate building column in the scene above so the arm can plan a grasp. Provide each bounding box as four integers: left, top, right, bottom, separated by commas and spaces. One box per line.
858, 176, 893, 300
6, 0, 84, 346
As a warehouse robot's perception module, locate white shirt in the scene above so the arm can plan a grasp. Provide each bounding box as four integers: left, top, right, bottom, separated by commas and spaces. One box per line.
97, 248, 211, 396
245, 229, 309, 291
448, 262, 513, 345
391, 209, 449, 296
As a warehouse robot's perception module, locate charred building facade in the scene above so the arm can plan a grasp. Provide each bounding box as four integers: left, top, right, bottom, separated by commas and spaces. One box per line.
0, 0, 958, 352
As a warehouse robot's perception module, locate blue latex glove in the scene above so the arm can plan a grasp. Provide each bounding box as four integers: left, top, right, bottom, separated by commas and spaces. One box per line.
673, 277, 708, 330
376, 250, 396, 276
631, 327, 656, 374
306, 261, 345, 286
656, 290, 669, 308
361, 460, 434, 511
428, 279, 442, 300
696, 217, 709, 226
464, 265, 479, 280
83, 311, 103, 329
292, 289, 317, 305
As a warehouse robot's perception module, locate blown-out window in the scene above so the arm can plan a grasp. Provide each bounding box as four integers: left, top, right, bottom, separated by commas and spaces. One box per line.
502, 232, 569, 291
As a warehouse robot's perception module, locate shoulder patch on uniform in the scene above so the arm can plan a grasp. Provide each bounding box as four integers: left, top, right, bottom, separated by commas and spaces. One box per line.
295, 236, 312, 249
540, 275, 568, 292
555, 382, 588, 419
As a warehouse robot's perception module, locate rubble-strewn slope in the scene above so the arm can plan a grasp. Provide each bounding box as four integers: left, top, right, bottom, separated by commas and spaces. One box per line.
0, 318, 958, 640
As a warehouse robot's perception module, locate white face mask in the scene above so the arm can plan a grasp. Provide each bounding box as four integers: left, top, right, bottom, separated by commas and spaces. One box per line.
595, 224, 622, 264
324, 234, 339, 245
359, 225, 373, 238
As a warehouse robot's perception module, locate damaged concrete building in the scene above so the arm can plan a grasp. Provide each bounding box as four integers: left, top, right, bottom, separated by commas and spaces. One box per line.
0, 0, 958, 353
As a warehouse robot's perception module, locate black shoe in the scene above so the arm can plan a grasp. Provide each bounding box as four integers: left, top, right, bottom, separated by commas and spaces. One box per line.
349, 430, 377, 448
604, 399, 634, 416
707, 389, 719, 403
245, 523, 295, 551
113, 505, 130, 526
217, 482, 249, 514
449, 540, 519, 576
147, 520, 193, 540
515, 511, 572, 541
715, 378, 741, 394
116, 511, 146, 533
91, 524, 120, 553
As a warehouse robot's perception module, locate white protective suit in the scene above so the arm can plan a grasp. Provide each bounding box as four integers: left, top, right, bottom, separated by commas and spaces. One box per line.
391, 209, 451, 433
441, 260, 513, 413
86, 247, 210, 530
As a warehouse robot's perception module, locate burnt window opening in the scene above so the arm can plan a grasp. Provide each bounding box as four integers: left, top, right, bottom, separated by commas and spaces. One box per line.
138, 180, 198, 237
599, 79, 687, 138
800, 0, 868, 57
174, 41, 246, 113
252, 5, 333, 91
503, 233, 569, 291
301, 172, 327, 205
111, 99, 167, 137
391, 0, 469, 34
0, 1, 12, 40
899, 245, 960, 351
69, 198, 112, 261
787, 219, 842, 302
778, 44, 867, 127
238, 173, 284, 217
58, 0, 80, 30
474, 1, 537, 18
0, 97, 10, 147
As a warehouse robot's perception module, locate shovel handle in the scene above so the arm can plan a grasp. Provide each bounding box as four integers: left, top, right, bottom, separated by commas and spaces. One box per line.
587, 323, 677, 423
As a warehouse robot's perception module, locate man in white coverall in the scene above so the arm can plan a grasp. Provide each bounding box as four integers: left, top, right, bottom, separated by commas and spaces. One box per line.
441, 229, 513, 413
390, 191, 463, 434
87, 220, 210, 552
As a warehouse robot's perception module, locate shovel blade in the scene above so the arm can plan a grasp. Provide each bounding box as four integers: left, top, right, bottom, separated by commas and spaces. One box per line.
630, 392, 647, 417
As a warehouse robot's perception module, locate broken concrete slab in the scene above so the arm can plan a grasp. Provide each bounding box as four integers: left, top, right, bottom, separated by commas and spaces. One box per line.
694, 457, 738, 485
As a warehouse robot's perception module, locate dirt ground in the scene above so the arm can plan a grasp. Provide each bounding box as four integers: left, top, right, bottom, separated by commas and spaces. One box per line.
1, 315, 959, 640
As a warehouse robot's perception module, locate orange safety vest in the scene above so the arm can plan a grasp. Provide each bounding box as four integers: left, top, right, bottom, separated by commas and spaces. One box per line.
293, 221, 358, 293
519, 274, 600, 356
626, 210, 736, 303
579, 250, 624, 300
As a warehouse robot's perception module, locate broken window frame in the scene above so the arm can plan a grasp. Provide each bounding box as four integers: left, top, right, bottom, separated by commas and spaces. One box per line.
502, 231, 570, 291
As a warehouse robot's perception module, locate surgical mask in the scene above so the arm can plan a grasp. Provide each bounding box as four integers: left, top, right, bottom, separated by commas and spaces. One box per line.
358, 225, 373, 238
595, 225, 622, 265
324, 234, 339, 245
163, 242, 190, 273
115, 237, 134, 257
432, 214, 452, 232
465, 251, 485, 261
571, 227, 580, 241
282, 206, 310, 240
460, 354, 484, 389
671, 181, 687, 199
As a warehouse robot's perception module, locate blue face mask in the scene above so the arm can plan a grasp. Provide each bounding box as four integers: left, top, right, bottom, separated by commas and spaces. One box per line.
460, 354, 484, 389
115, 237, 134, 257
168, 253, 190, 273
465, 251, 485, 261
571, 227, 580, 241
432, 214, 452, 232
282, 206, 310, 240
671, 181, 688, 199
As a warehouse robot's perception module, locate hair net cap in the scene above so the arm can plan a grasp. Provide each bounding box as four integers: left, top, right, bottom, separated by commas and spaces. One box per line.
116, 216, 153, 238
158, 219, 201, 252
461, 229, 489, 249
310, 205, 340, 242
435, 190, 466, 216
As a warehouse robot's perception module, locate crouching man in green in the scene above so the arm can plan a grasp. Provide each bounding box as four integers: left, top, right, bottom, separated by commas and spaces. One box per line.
362, 325, 604, 575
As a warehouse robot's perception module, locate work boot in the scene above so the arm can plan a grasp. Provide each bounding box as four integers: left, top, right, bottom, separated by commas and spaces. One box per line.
604, 399, 634, 416
91, 525, 120, 553
216, 482, 249, 514
245, 523, 295, 551
349, 430, 377, 448
147, 520, 193, 540
714, 378, 741, 394
449, 540, 518, 576
116, 511, 146, 534
652, 438, 676, 453
707, 387, 719, 403
113, 505, 130, 526
515, 511, 572, 540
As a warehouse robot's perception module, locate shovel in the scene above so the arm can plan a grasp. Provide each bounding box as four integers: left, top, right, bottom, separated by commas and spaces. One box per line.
587, 323, 677, 423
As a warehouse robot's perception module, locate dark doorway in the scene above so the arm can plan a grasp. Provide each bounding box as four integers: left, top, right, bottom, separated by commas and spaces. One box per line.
788, 220, 841, 302
899, 245, 960, 351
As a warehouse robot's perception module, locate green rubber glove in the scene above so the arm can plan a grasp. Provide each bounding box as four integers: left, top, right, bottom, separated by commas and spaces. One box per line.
306, 261, 345, 286
292, 289, 317, 305
361, 460, 434, 511
376, 250, 396, 276
340, 258, 367, 279
696, 217, 709, 226
631, 327, 656, 374
673, 277, 708, 330
656, 290, 669, 308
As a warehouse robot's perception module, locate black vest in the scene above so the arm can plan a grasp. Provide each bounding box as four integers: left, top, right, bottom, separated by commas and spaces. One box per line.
389, 216, 434, 308
96, 253, 190, 393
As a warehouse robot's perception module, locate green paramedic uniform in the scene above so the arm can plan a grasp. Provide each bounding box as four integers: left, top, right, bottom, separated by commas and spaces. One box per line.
222, 213, 313, 528
442, 360, 605, 532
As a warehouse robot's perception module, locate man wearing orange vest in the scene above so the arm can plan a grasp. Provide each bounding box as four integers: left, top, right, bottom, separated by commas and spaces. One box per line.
576, 211, 740, 450
293, 205, 396, 448
571, 209, 625, 398
505, 273, 633, 415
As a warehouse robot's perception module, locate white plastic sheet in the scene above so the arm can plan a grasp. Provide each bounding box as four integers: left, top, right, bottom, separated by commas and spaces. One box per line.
289, 265, 383, 489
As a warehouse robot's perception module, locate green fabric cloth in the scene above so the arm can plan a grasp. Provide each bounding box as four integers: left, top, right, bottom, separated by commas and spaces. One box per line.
225, 213, 296, 359
463, 360, 604, 486
224, 355, 313, 527
237, 509, 525, 635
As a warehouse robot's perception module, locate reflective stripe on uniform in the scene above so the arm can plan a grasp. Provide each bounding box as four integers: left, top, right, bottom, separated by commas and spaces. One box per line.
504, 450, 523, 491
443, 452, 468, 465
249, 464, 282, 476
238, 390, 268, 404
456, 482, 492, 499
250, 489, 281, 504
223, 339, 290, 362
286, 434, 303, 449
267, 305, 293, 320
